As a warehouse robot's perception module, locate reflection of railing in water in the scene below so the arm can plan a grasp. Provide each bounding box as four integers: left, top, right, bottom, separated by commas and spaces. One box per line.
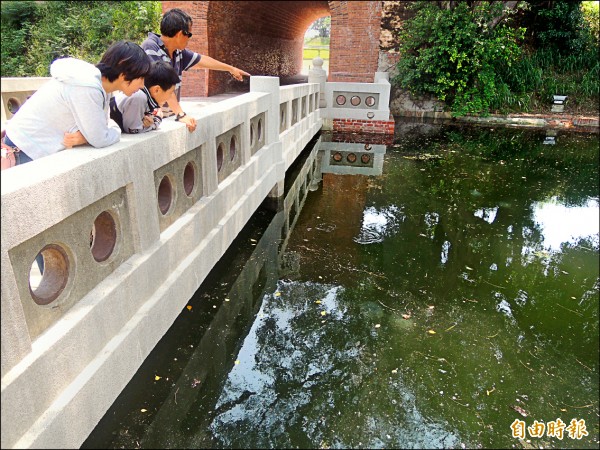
137, 139, 323, 448
318, 131, 388, 177
86, 131, 390, 447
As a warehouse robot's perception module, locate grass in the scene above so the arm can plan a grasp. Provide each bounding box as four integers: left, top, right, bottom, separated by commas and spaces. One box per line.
303, 48, 330, 60
490, 47, 600, 115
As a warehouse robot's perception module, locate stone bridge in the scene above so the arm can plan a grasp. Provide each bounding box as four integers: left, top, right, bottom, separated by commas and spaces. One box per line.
1, 67, 391, 448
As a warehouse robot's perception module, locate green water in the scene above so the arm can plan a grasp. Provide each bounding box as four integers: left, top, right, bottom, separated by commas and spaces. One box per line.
83, 122, 599, 449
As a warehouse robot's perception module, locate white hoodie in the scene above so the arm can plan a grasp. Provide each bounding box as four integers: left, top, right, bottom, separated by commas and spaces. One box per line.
5, 58, 121, 160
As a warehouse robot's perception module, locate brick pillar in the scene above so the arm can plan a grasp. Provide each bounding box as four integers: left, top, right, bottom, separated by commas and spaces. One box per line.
329, 1, 382, 82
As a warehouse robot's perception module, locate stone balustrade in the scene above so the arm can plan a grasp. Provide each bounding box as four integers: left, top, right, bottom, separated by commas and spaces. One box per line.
0, 76, 320, 449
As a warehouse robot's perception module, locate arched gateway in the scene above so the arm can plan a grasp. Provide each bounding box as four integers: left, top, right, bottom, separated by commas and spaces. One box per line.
162, 1, 383, 96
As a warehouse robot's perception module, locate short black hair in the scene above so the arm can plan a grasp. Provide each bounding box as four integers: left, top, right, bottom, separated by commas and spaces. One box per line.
160, 8, 192, 37
144, 60, 180, 90
96, 40, 151, 82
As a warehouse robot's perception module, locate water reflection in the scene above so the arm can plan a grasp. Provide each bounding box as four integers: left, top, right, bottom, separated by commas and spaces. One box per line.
83, 123, 599, 449
531, 197, 599, 252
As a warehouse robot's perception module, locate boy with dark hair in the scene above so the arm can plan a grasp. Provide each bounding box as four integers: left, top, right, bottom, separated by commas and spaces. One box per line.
110, 61, 180, 133
2, 40, 150, 164
141, 7, 250, 132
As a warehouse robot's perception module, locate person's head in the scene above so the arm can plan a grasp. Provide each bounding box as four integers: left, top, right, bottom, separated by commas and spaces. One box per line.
145, 61, 180, 105
96, 40, 150, 96
160, 8, 193, 48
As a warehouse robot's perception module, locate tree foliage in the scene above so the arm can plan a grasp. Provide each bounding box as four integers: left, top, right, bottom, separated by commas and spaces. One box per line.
1, 1, 162, 77
310, 17, 331, 38
393, 0, 599, 116
394, 1, 525, 116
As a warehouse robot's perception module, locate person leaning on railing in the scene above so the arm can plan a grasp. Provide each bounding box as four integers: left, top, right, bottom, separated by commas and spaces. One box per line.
2, 40, 151, 167
141, 7, 251, 133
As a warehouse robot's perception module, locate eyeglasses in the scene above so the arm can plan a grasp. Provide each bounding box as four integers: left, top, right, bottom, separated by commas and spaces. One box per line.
182, 30, 193, 38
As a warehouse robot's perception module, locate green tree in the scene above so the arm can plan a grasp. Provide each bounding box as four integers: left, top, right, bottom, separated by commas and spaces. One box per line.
310, 17, 331, 38
393, 1, 525, 116
522, 0, 595, 54
1, 1, 161, 77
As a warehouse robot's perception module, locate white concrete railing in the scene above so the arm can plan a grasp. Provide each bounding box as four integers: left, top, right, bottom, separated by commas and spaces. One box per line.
1, 77, 51, 127
307, 58, 391, 129
0, 76, 320, 449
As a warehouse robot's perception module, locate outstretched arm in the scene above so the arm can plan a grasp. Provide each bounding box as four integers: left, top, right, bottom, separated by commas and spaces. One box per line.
196, 55, 251, 81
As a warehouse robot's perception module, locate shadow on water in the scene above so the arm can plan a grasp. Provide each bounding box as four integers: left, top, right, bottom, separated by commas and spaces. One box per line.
83, 119, 599, 449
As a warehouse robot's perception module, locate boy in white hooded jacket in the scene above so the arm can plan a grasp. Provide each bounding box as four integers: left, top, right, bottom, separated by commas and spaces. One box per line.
3, 40, 151, 165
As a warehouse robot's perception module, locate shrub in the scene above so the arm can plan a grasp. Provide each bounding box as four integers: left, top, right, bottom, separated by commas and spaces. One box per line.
393, 2, 525, 117
2, 1, 161, 77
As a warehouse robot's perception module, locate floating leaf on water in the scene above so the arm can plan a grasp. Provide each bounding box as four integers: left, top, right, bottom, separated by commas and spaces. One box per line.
321, 311, 327, 316
186, 305, 192, 311
391, 369, 398, 374
274, 292, 281, 297
510, 405, 529, 417
140, 409, 147, 413
465, 266, 473, 271
374, 323, 381, 328
487, 387, 495, 396
427, 330, 437, 335
315, 300, 322, 304
250, 239, 257, 242
427, 305, 435, 310
402, 314, 411, 319
235, 360, 240, 365
225, 298, 230, 302
155, 375, 161, 381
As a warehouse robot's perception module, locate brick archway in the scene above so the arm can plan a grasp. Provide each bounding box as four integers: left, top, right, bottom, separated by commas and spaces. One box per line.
161, 1, 382, 97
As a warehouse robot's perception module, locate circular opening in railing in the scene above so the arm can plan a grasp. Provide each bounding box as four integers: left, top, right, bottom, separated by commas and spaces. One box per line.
257, 118, 263, 142
158, 175, 173, 215
7, 98, 21, 115
29, 244, 70, 306
361, 154, 371, 164
332, 152, 343, 162
350, 96, 361, 106
183, 161, 195, 196
230, 135, 237, 161
364, 143, 372, 151
217, 143, 225, 171
347, 153, 357, 163
365, 96, 376, 107
367, 112, 375, 119
336, 95, 346, 106
90, 211, 117, 262
250, 123, 255, 146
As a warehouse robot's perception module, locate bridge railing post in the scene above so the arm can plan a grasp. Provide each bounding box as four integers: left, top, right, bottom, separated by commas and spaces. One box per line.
308, 57, 327, 109
250, 76, 285, 207
250, 76, 281, 146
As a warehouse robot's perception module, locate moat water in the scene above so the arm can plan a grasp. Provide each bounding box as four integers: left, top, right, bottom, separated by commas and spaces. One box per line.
83, 120, 599, 449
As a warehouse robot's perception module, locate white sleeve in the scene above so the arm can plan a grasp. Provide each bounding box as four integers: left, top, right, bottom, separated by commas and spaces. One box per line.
67, 85, 121, 147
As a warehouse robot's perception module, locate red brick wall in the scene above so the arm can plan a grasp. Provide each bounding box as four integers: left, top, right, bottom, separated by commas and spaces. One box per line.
333, 115, 395, 135
329, 1, 382, 83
